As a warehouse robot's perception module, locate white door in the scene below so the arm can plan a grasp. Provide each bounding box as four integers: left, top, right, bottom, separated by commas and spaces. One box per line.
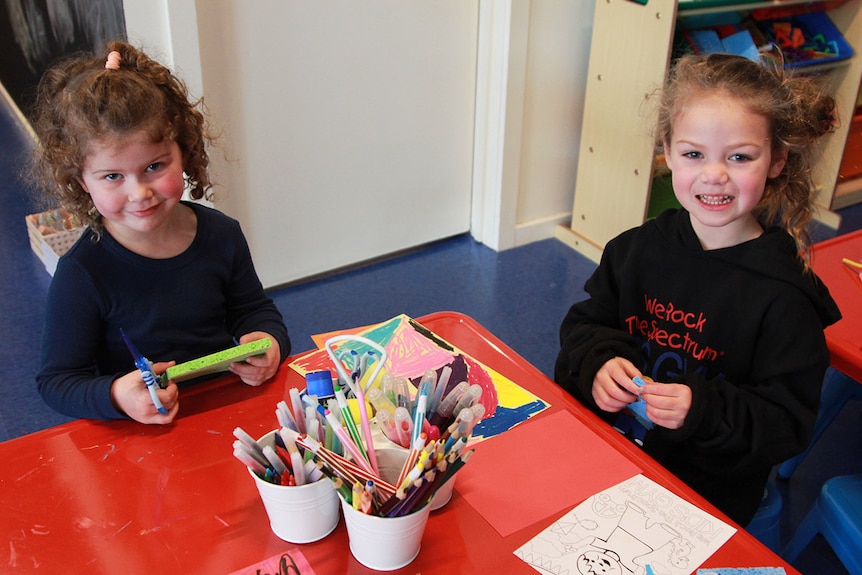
193, 1, 478, 288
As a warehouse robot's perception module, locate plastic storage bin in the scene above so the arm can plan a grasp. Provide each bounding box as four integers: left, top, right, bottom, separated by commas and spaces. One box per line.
25, 209, 84, 276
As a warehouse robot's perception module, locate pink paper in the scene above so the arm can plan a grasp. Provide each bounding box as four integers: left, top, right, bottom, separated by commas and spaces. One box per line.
228, 549, 316, 575
456, 409, 641, 537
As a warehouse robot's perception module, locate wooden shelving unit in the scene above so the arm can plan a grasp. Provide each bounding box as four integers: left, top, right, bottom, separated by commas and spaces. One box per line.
557, 0, 862, 262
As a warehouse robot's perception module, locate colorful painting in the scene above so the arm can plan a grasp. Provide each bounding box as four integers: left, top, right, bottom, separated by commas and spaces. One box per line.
289, 314, 549, 441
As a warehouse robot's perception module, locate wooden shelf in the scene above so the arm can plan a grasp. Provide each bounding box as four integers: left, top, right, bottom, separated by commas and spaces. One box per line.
834, 178, 862, 208
834, 109, 862, 207
561, 0, 862, 261
678, 0, 848, 17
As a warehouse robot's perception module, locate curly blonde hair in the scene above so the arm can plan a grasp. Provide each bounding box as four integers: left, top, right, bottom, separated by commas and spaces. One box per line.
656, 53, 837, 263
28, 40, 214, 231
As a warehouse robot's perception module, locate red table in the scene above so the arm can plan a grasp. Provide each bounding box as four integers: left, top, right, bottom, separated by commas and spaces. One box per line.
812, 229, 862, 382
0, 312, 797, 574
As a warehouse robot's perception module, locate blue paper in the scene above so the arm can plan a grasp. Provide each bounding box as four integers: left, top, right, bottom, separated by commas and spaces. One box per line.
697, 568, 787, 575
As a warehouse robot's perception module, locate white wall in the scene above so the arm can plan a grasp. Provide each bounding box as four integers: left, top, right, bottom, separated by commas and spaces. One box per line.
199, 2, 477, 288
469, 0, 593, 251
515, 1, 594, 246
123, 0, 595, 284
123, 0, 202, 98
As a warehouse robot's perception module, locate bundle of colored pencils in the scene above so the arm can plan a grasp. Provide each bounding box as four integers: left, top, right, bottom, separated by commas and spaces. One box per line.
344, 368, 480, 517
377, 434, 473, 517
232, 380, 367, 486
287, 367, 479, 517
232, 426, 323, 487
233, 364, 481, 515
286, 423, 474, 517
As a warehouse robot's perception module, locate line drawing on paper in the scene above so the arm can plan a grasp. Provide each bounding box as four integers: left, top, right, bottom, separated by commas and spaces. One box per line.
514, 474, 736, 575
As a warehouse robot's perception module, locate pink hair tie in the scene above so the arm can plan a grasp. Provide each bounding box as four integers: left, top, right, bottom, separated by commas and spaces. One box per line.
105, 51, 121, 70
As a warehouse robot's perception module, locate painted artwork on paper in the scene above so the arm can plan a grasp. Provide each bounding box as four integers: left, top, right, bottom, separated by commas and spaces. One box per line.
514, 474, 736, 575
288, 314, 549, 441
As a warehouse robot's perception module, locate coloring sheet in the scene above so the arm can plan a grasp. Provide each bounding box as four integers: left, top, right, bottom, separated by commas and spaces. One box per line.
515, 474, 736, 575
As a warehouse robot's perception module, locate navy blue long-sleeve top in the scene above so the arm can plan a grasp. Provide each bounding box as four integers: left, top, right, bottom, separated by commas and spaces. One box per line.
36, 201, 290, 420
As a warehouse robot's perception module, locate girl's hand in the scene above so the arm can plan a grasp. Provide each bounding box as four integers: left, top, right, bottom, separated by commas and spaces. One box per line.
641, 382, 691, 429
111, 361, 179, 424
229, 332, 282, 387
592, 357, 643, 413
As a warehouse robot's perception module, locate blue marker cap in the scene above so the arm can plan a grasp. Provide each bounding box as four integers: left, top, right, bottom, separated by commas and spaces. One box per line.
305, 370, 335, 399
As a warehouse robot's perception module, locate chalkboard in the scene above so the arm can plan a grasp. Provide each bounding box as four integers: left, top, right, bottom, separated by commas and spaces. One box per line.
0, 0, 126, 117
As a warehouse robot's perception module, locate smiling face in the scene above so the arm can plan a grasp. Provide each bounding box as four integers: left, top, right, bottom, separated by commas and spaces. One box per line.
577, 550, 622, 575
664, 93, 786, 250
78, 131, 186, 245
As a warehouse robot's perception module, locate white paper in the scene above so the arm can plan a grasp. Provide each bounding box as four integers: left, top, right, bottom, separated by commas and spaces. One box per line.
515, 474, 736, 575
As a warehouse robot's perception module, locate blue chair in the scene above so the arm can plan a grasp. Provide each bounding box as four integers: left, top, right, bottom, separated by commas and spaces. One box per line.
778, 369, 862, 479
782, 473, 862, 573
745, 478, 783, 553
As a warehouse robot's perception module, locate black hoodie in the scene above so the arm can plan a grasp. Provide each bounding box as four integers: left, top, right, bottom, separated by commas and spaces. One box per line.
555, 208, 841, 526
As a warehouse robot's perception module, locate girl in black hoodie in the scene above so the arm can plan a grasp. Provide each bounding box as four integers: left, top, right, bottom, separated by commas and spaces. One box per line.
555, 54, 842, 526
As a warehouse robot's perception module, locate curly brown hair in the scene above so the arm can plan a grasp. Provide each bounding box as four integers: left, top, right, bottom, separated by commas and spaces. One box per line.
656, 53, 837, 264
28, 40, 214, 231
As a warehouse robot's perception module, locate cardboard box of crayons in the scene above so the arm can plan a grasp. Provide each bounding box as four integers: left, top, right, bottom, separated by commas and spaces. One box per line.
25, 208, 84, 276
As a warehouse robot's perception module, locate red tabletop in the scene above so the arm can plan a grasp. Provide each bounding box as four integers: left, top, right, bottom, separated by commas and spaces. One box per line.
0, 312, 796, 574
812, 229, 862, 383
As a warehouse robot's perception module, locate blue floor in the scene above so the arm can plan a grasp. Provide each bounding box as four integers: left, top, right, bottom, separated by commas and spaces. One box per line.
2, 94, 862, 574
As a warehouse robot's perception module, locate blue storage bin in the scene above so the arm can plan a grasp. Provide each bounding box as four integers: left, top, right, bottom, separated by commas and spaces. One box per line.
754, 11, 854, 68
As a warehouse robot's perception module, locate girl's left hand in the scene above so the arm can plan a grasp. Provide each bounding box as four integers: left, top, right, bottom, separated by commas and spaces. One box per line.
641, 382, 692, 430
229, 331, 282, 386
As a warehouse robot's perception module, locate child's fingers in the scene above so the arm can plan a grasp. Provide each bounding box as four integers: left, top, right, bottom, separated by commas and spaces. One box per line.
229, 336, 281, 386
240, 352, 269, 367
642, 382, 689, 403
642, 383, 691, 430
593, 380, 637, 412
229, 360, 271, 387
156, 383, 179, 411
645, 405, 684, 430
127, 388, 179, 424
641, 382, 670, 396
151, 360, 176, 374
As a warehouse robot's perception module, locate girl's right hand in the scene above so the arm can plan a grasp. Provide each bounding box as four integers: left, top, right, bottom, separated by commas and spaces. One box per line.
592, 357, 642, 413
111, 362, 180, 424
